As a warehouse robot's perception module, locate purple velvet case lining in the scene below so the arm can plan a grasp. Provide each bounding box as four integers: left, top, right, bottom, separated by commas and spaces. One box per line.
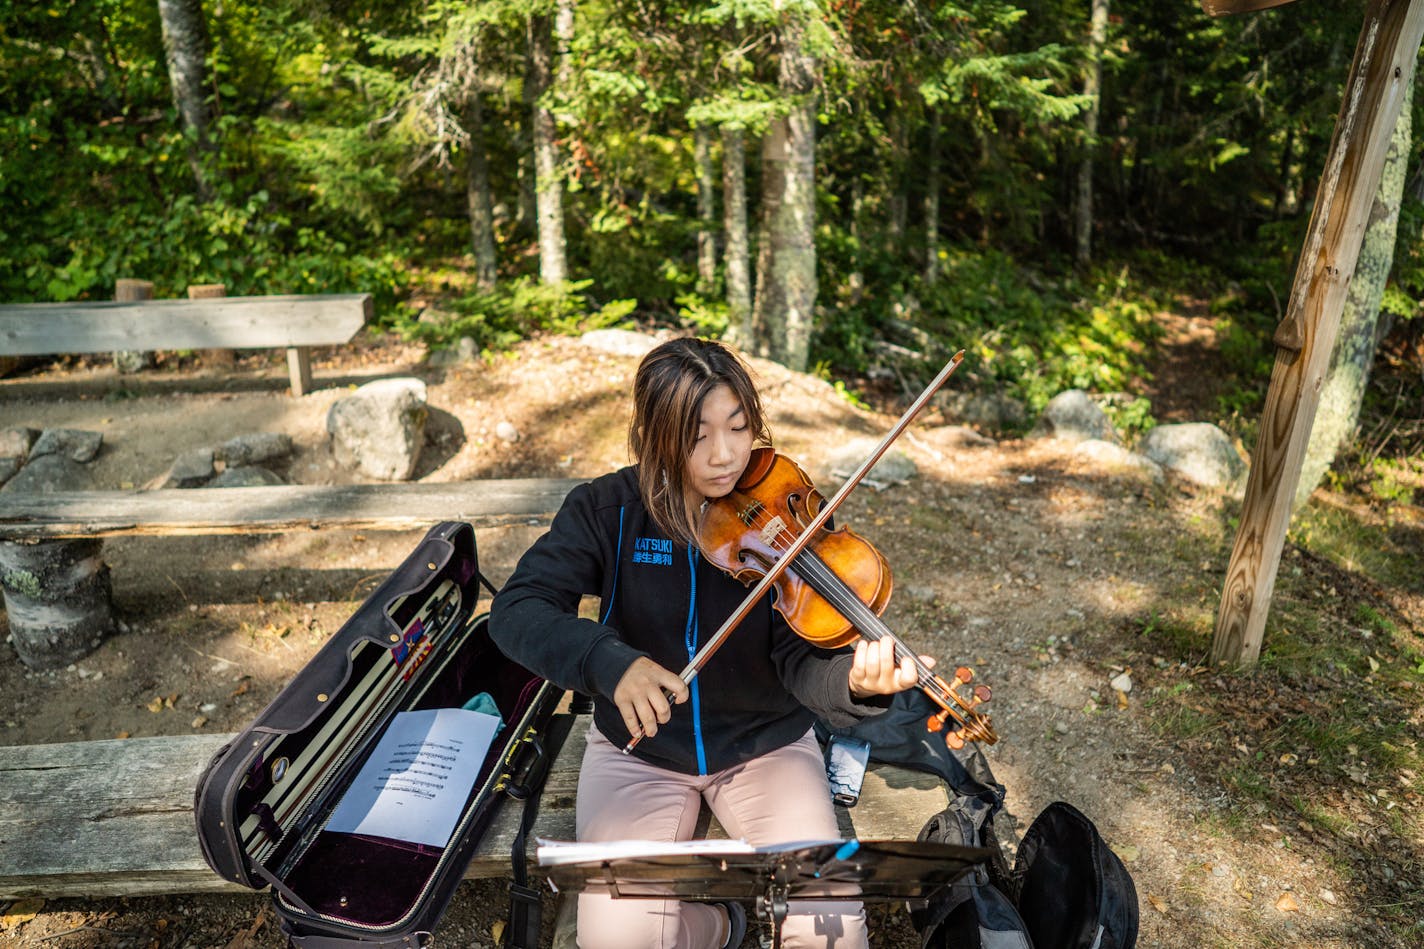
279, 631, 545, 928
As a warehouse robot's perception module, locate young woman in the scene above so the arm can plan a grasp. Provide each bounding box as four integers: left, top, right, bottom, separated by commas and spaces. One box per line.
490, 337, 924, 948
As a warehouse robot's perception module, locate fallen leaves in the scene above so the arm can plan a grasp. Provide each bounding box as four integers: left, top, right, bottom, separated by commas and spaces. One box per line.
1275, 893, 1300, 912
1, 898, 44, 929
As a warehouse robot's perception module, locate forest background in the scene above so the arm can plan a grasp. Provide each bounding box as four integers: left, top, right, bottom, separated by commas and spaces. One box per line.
3, 0, 1424, 943
6, 0, 1423, 504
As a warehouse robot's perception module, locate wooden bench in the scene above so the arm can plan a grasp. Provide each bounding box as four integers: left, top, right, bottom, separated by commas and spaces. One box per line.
0, 720, 949, 900
0, 293, 372, 396
0, 480, 584, 542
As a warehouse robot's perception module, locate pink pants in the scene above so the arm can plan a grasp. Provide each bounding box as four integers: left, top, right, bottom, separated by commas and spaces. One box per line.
574, 724, 869, 949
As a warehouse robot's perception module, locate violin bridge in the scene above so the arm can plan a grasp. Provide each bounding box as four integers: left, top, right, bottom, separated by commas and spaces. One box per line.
758, 514, 787, 548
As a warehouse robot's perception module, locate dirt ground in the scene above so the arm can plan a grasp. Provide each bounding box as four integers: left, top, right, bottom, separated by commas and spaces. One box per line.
0, 328, 1419, 948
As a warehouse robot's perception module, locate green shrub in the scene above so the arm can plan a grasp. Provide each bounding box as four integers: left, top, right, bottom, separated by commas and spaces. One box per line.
391, 277, 637, 353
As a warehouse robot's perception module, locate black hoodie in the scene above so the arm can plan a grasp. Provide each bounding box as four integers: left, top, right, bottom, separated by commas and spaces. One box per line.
489, 465, 889, 775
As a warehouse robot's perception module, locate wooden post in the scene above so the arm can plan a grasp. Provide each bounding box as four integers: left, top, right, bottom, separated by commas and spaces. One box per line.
112, 278, 154, 373
187, 283, 234, 369
287, 346, 313, 397
1211, 0, 1424, 667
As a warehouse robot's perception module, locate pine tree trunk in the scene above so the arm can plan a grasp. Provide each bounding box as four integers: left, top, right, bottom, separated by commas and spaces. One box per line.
1296, 74, 1413, 509
751, 12, 817, 372
1074, 0, 1110, 268
465, 91, 498, 291
722, 126, 753, 347
518, 67, 537, 238
695, 125, 718, 296
527, 13, 566, 285
889, 111, 908, 241
157, 0, 213, 201
848, 177, 865, 304
924, 110, 941, 285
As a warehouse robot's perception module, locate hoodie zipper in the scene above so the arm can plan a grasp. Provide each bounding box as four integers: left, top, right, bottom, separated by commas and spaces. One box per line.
685, 545, 708, 775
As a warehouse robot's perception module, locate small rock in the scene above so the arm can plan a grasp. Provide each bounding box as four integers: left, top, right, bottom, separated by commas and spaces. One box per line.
151, 448, 216, 489
0, 426, 37, 460
1319, 888, 1337, 905
1, 453, 95, 492
30, 428, 104, 463
208, 465, 285, 488
495, 421, 520, 443
1110, 672, 1133, 693
215, 432, 293, 467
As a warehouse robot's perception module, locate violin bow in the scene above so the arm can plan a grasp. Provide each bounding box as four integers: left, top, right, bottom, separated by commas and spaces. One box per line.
623, 351, 965, 754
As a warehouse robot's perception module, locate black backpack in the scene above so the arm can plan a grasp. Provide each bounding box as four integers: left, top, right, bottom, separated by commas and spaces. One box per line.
913, 797, 1138, 949
818, 691, 1137, 949
1012, 801, 1139, 949
910, 796, 1031, 949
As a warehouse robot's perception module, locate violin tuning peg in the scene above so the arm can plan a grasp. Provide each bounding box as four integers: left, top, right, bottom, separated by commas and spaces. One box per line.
954, 666, 974, 684
926, 710, 950, 732
973, 685, 992, 705
944, 731, 965, 751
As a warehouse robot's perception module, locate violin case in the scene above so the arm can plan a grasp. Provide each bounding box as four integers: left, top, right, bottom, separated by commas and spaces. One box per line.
194, 521, 569, 948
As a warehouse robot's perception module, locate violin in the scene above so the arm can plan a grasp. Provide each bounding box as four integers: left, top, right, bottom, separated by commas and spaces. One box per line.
699, 448, 997, 749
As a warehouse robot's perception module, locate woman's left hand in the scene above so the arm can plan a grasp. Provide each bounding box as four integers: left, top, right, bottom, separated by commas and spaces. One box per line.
848, 637, 932, 698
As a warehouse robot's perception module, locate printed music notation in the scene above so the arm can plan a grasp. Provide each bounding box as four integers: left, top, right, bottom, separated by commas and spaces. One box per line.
325, 706, 500, 848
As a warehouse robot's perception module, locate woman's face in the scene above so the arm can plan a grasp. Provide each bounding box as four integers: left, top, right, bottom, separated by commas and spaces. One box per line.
686, 383, 754, 502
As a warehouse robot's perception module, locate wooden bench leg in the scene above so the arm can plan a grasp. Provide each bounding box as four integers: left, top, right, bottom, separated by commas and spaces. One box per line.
286, 346, 313, 396
0, 538, 115, 668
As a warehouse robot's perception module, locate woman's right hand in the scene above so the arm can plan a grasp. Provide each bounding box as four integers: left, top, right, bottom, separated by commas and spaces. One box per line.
613, 657, 689, 740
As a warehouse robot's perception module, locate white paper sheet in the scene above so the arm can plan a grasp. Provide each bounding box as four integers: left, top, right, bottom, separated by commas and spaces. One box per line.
535, 837, 846, 866
325, 707, 501, 848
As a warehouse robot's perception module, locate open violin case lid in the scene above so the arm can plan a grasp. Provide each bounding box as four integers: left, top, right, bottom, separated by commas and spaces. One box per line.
194, 521, 566, 948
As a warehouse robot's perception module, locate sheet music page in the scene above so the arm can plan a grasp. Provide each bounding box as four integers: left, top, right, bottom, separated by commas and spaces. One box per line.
535, 837, 847, 865
325, 707, 500, 848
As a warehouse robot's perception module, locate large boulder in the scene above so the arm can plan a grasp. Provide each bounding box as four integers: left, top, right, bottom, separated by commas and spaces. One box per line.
579, 328, 662, 357
823, 437, 918, 485
1033, 390, 1116, 443
1141, 422, 1246, 490
935, 391, 1028, 433
327, 378, 429, 481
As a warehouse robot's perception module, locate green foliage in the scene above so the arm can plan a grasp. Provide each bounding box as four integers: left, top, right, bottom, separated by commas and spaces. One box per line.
390, 278, 636, 353
813, 241, 1160, 418
676, 293, 730, 336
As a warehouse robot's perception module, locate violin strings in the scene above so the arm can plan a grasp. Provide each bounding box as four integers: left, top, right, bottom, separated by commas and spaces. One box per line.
733, 500, 969, 713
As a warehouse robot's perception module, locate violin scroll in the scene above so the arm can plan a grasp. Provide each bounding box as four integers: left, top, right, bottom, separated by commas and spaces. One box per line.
925, 666, 997, 749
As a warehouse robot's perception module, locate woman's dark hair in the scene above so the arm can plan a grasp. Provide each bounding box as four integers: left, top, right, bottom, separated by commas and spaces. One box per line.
630, 338, 770, 543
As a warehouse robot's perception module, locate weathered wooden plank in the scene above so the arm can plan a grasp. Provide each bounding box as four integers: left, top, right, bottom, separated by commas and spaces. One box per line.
0, 724, 943, 899
0, 731, 580, 899
1200, 0, 1298, 17
0, 294, 372, 356
0, 480, 583, 540
0, 734, 239, 898
1212, 0, 1424, 666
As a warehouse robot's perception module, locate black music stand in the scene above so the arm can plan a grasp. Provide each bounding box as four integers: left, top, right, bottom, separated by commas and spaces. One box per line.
540, 838, 990, 948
